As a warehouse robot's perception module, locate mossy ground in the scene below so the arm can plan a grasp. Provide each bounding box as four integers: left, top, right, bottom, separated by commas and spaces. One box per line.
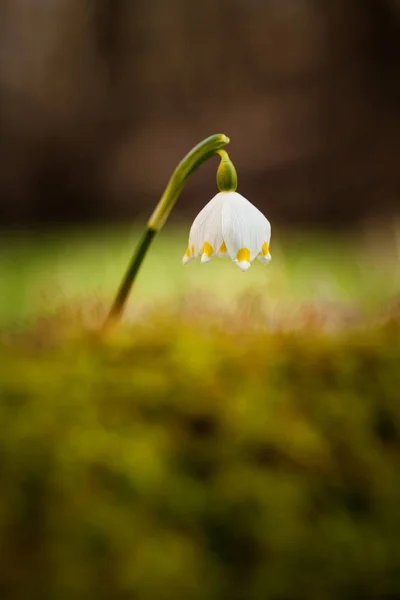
0, 226, 399, 599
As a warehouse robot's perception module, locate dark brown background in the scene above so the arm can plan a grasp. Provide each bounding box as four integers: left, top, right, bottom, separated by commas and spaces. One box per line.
0, 0, 399, 226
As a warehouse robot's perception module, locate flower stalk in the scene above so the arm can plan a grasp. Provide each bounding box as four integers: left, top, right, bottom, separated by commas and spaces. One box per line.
102, 133, 230, 331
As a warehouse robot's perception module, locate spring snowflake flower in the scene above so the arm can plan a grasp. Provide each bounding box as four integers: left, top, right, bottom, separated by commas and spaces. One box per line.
182, 191, 271, 271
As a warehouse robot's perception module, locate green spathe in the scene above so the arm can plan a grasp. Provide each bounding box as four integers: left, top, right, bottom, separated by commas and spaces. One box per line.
216, 149, 238, 192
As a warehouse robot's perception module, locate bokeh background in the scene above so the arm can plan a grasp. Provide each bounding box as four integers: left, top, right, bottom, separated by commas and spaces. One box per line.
0, 0, 399, 227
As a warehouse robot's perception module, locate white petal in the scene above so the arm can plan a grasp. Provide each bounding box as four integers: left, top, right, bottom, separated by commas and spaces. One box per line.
221, 192, 271, 262
235, 260, 251, 271
182, 253, 194, 265
187, 192, 227, 258
257, 252, 272, 263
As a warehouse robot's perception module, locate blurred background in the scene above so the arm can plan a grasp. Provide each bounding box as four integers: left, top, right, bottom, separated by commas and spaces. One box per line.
0, 0, 399, 228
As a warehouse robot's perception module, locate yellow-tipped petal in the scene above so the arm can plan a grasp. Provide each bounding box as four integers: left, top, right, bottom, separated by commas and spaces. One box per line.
221, 191, 271, 262
187, 193, 225, 264
203, 242, 213, 256
236, 247, 251, 271
201, 241, 213, 263
257, 240, 272, 263
261, 241, 269, 255
182, 246, 192, 265
257, 241, 271, 263
236, 248, 250, 263
236, 260, 251, 271
218, 241, 228, 255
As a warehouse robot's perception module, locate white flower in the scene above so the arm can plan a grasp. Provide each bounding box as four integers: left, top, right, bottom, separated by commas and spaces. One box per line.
182, 191, 271, 271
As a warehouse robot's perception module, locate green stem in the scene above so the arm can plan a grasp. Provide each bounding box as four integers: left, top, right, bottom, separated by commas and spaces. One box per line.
102, 133, 230, 330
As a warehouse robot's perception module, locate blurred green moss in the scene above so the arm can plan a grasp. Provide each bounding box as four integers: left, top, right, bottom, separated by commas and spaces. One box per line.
0, 316, 399, 600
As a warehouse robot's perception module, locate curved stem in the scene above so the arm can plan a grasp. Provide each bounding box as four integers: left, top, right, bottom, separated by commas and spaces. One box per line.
102, 133, 230, 331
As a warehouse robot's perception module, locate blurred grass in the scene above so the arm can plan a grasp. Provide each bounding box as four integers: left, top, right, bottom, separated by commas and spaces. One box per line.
0, 223, 399, 329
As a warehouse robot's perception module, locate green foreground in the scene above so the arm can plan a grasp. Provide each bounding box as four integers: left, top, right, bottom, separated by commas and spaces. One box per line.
0, 226, 399, 599
0, 316, 399, 599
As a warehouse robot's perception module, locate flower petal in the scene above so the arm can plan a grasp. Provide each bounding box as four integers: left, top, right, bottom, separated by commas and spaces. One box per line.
257, 241, 272, 263
235, 259, 251, 271
257, 253, 272, 263
218, 240, 228, 256
201, 241, 213, 263
235, 248, 251, 271
221, 192, 271, 262
187, 192, 226, 258
182, 247, 192, 265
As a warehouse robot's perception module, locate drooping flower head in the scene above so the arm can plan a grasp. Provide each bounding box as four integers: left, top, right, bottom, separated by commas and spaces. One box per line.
182, 151, 271, 271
